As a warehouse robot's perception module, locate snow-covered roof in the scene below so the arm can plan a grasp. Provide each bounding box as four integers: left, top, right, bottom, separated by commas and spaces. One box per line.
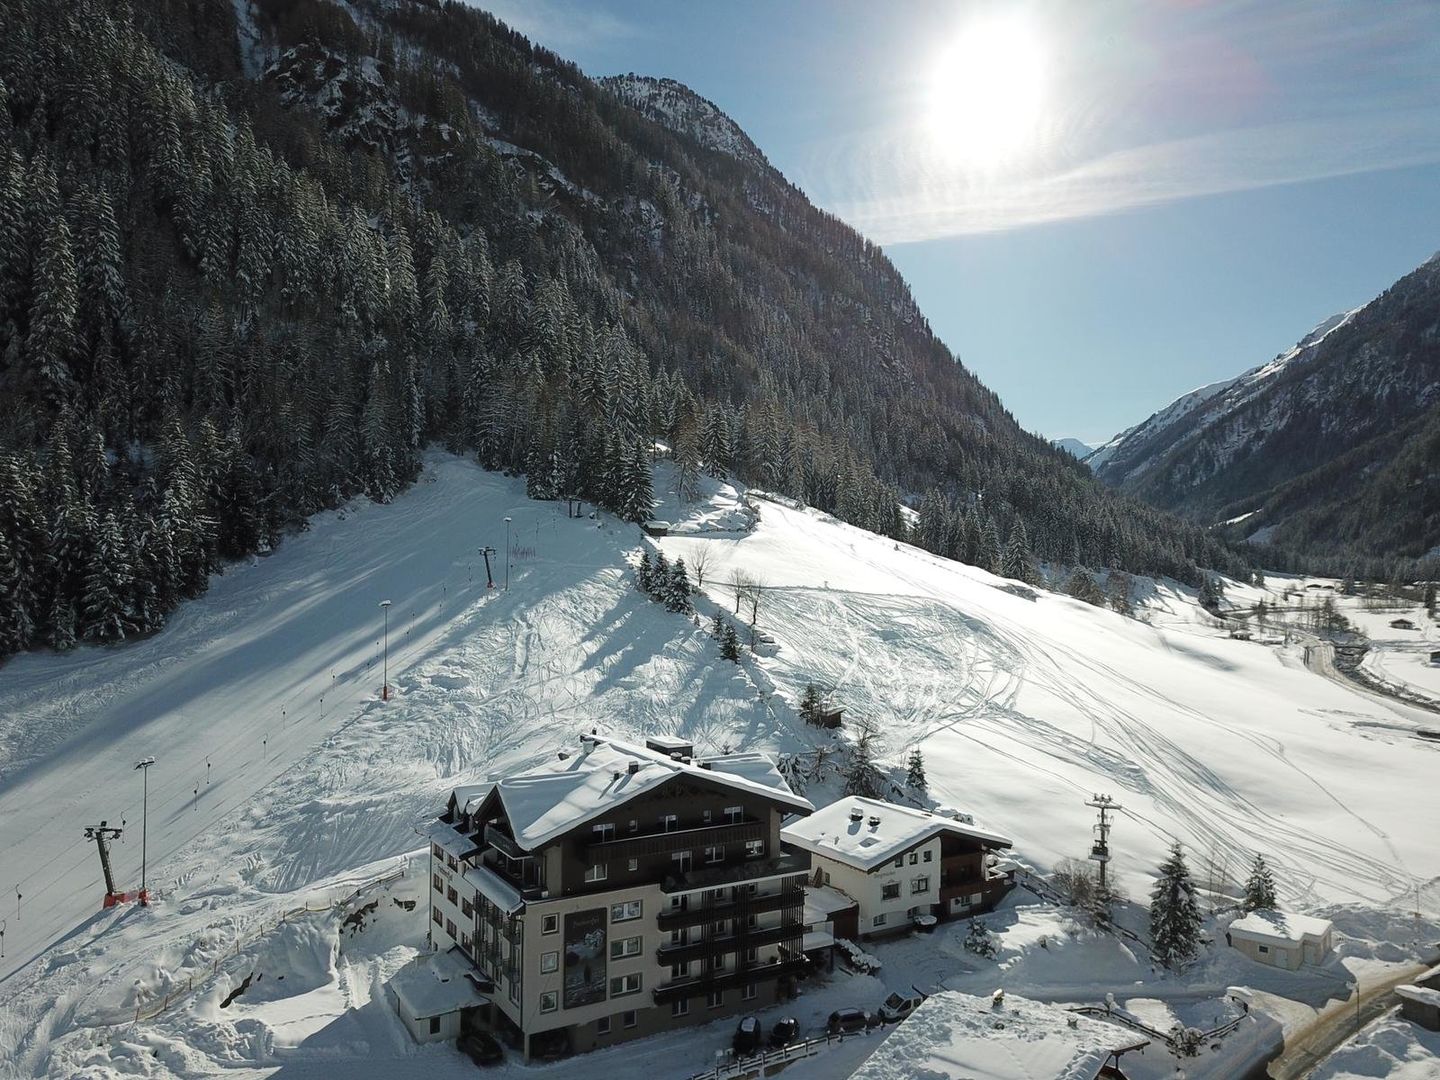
781, 797, 1010, 872
462, 862, 524, 915
849, 991, 1142, 1080
1229, 909, 1332, 944
450, 734, 811, 852
1397, 984, 1440, 1009
390, 948, 490, 1020
803, 884, 858, 925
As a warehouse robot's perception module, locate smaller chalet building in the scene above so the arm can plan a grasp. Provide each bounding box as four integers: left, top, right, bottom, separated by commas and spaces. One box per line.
781, 797, 1013, 938
1226, 910, 1333, 971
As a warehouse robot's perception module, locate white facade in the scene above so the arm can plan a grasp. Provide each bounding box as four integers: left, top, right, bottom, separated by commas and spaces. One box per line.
1227, 910, 1333, 971
808, 837, 942, 935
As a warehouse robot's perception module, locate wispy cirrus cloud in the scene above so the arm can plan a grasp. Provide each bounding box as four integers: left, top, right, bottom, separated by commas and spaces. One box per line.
802, 0, 1440, 244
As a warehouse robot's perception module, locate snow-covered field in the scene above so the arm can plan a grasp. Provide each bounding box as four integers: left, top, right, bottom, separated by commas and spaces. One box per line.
1, 453, 1438, 1078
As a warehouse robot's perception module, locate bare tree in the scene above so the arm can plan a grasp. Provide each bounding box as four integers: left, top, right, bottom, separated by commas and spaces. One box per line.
744, 574, 766, 626
689, 546, 712, 590
730, 568, 754, 614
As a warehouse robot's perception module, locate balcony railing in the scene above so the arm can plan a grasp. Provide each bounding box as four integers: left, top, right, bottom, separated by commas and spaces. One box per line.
656, 923, 799, 966
584, 819, 765, 860
661, 847, 811, 894
485, 823, 528, 861
651, 958, 809, 1005
657, 885, 803, 930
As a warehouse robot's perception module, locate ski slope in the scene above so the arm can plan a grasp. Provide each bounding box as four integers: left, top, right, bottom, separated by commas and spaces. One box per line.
656, 492, 1440, 910
1, 453, 1437, 1078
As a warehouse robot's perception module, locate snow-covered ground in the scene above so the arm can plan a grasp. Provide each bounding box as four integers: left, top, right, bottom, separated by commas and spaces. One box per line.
2, 453, 1438, 1078
1309, 1010, 1440, 1080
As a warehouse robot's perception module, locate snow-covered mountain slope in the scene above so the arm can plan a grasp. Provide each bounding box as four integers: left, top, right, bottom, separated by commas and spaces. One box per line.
599, 75, 770, 170
1086, 253, 1440, 559
1053, 437, 1093, 459
1085, 309, 1357, 482
2, 456, 1437, 1077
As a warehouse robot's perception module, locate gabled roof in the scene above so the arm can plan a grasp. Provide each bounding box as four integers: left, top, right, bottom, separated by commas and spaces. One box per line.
445, 734, 811, 852
1229, 909, 1332, 944
782, 796, 1010, 872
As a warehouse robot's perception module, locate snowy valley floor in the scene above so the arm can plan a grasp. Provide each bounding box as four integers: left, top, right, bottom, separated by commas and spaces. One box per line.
1, 454, 1437, 1079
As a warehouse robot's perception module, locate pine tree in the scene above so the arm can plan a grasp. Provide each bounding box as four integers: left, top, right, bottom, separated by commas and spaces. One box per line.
906, 748, 927, 793
976, 516, 1002, 574
664, 559, 692, 613
963, 918, 997, 959
1066, 568, 1104, 606
843, 721, 883, 798
720, 622, 741, 661
81, 511, 132, 643
637, 550, 653, 592
1001, 520, 1032, 582
799, 681, 822, 724
1149, 843, 1203, 969
620, 440, 654, 523
1242, 854, 1277, 912
27, 202, 79, 398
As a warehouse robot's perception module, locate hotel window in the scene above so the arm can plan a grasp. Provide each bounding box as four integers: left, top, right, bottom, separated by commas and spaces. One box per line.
584, 863, 607, 883
541, 951, 559, 973
592, 822, 615, 842
448, 854, 458, 870
628, 819, 638, 833
610, 973, 642, 997
447, 886, 457, 904
671, 928, 688, 946
707, 990, 724, 1009
446, 919, 456, 938
704, 845, 724, 864
725, 805, 743, 823
623, 1010, 638, 1029
462, 898, 473, 918
432, 843, 444, 859
745, 946, 758, 963
432, 873, 444, 893
893, 856, 903, 868
743, 983, 757, 1001
923, 850, 933, 862
628, 858, 639, 872
909, 852, 918, 865
660, 813, 679, 832
540, 991, 558, 1013
672, 999, 690, 1017
610, 936, 642, 960
703, 809, 712, 824
912, 876, 930, 894
745, 839, 765, 859
432, 907, 443, 925
882, 883, 900, 900
596, 1016, 610, 1034
612, 899, 643, 922
671, 960, 690, 978
542, 913, 559, 934
873, 913, 887, 927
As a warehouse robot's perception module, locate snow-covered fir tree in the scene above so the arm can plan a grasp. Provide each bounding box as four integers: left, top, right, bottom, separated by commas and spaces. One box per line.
1242, 854, 1277, 911
636, 550, 653, 592
719, 623, 741, 662
905, 748, 927, 793
964, 918, 997, 959
799, 681, 822, 724
663, 558, 691, 613
1149, 843, 1203, 969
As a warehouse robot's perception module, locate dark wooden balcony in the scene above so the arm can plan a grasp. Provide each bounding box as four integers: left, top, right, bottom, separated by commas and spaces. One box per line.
651, 958, 809, 1004
655, 923, 799, 966
657, 884, 803, 930
584, 818, 765, 861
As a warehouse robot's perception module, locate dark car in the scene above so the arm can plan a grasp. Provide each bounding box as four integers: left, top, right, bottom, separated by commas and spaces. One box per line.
733, 1014, 762, 1055
457, 1030, 504, 1066
827, 1008, 872, 1034
769, 1016, 800, 1047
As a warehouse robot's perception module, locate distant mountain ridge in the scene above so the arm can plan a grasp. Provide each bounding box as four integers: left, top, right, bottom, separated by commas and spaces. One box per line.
1053, 438, 1093, 459
1087, 255, 1440, 567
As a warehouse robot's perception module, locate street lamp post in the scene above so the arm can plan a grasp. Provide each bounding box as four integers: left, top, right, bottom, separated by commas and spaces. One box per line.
379, 600, 392, 700
134, 756, 155, 905
504, 517, 512, 591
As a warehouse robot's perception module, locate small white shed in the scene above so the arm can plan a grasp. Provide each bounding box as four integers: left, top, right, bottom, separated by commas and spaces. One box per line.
1227, 909, 1333, 971
389, 947, 490, 1043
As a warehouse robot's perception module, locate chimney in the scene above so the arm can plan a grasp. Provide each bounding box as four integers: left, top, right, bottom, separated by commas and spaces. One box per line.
849, 807, 864, 822
628, 760, 640, 775
867, 815, 881, 828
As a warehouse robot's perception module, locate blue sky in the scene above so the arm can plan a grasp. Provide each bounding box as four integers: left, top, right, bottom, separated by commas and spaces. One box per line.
481, 0, 1440, 445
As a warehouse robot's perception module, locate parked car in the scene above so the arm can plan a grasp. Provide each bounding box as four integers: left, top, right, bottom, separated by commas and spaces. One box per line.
457, 1031, 504, 1066
733, 1015, 762, 1055
769, 1016, 800, 1047
827, 1008, 873, 1034
879, 990, 925, 1023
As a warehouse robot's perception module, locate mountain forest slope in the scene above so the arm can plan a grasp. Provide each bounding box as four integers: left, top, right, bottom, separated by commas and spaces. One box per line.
1088, 256, 1440, 572
0, 0, 1252, 663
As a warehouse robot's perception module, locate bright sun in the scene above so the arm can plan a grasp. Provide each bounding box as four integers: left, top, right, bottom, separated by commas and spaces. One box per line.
929, 14, 1048, 169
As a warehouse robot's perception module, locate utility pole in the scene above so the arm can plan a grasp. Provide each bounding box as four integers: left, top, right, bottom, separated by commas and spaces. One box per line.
1086, 794, 1121, 896
85, 821, 127, 909
134, 756, 155, 905
379, 599, 393, 700
504, 517, 512, 591
479, 546, 497, 589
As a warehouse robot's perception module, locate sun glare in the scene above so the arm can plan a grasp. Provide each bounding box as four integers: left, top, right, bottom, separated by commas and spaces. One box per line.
929, 14, 1048, 169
